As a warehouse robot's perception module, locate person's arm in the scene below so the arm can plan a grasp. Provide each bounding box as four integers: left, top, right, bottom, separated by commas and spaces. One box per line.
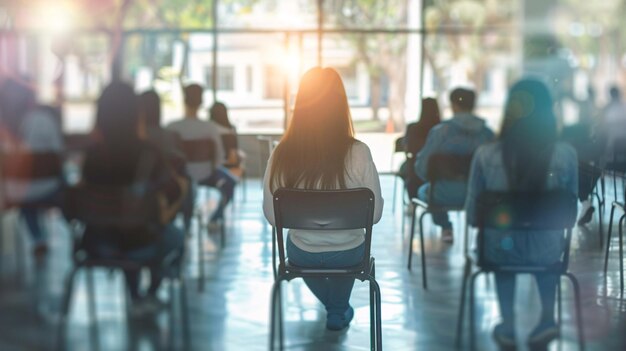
464, 146, 486, 227
262, 153, 276, 226
414, 126, 442, 181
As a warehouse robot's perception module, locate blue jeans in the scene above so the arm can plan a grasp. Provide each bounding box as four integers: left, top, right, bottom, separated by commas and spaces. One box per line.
286, 237, 364, 315
182, 167, 237, 229
417, 181, 467, 230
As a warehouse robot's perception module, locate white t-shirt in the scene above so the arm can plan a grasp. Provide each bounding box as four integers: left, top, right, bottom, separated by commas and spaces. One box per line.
263, 140, 384, 253
166, 117, 225, 182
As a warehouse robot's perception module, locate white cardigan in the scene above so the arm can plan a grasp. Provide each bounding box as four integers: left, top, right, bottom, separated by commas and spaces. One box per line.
263, 140, 384, 253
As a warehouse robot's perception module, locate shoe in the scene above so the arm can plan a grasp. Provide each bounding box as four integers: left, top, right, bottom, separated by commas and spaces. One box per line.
577, 205, 595, 226
528, 321, 559, 346
326, 306, 354, 331
492, 323, 516, 348
441, 228, 454, 243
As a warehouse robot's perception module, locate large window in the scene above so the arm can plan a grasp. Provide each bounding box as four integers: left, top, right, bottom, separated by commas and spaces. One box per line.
5, 0, 625, 134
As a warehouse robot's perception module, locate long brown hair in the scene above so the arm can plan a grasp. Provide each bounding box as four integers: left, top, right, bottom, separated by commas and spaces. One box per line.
270, 67, 355, 191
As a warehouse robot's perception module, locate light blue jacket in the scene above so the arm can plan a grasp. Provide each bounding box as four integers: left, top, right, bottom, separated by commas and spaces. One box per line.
465, 142, 578, 265
414, 113, 495, 205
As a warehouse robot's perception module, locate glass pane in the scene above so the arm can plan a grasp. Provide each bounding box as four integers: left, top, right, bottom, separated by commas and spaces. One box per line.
63, 33, 111, 133
323, 0, 422, 29
316, 33, 422, 133
423, 32, 521, 132
425, 0, 519, 30
218, 0, 317, 29
215, 33, 288, 133
125, 0, 215, 29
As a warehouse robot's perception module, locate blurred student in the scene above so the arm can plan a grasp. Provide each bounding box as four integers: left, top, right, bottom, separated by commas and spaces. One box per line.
166, 84, 236, 231
0, 79, 63, 257
209, 102, 245, 178
82, 82, 186, 316
400, 97, 441, 199
414, 88, 494, 242
138, 90, 185, 173
263, 67, 383, 331
465, 79, 578, 347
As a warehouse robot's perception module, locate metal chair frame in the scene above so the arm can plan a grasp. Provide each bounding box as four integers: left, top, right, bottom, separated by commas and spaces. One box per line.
56, 186, 190, 351
455, 191, 584, 351
269, 188, 382, 350
407, 154, 473, 289
180, 138, 226, 292
603, 140, 626, 295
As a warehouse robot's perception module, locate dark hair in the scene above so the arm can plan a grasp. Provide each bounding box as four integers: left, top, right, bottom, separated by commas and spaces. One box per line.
0, 78, 36, 137
95, 81, 139, 147
139, 90, 161, 127
183, 84, 203, 108
419, 97, 441, 128
609, 85, 621, 101
210, 102, 232, 129
500, 78, 557, 189
270, 67, 355, 191
450, 88, 476, 111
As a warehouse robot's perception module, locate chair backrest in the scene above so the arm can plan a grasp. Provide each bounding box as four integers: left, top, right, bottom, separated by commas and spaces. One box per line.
477, 191, 577, 231
272, 188, 376, 268
181, 138, 216, 163
64, 184, 158, 229
426, 153, 473, 182
476, 190, 577, 269
1, 151, 63, 180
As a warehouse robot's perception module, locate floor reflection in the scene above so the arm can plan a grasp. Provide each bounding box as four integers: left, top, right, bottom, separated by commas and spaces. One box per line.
0, 177, 625, 350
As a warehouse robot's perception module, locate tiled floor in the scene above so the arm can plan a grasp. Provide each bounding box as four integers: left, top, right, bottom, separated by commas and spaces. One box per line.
1, 177, 625, 350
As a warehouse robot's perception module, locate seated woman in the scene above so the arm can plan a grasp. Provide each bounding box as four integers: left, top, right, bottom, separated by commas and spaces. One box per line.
81, 82, 187, 316
465, 79, 578, 347
262, 67, 383, 331
400, 97, 441, 198
209, 101, 245, 179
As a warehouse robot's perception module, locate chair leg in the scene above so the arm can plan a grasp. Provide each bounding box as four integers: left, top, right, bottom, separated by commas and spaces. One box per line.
455, 258, 472, 347
594, 192, 604, 250
563, 272, 586, 351
197, 211, 205, 293
269, 278, 284, 351
604, 205, 616, 278
619, 215, 625, 295
271, 226, 277, 279
56, 266, 79, 351
468, 271, 481, 351
179, 277, 191, 350
370, 277, 383, 351
419, 211, 428, 290
407, 206, 417, 270
557, 279, 562, 333
86, 269, 97, 325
